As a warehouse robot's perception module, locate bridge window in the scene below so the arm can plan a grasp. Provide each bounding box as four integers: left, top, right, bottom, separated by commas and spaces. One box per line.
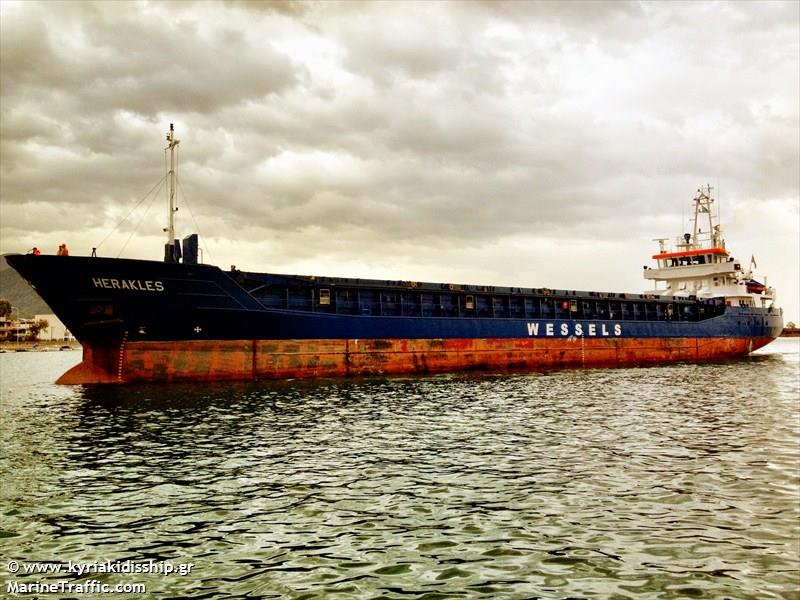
465, 295, 475, 310
319, 289, 331, 305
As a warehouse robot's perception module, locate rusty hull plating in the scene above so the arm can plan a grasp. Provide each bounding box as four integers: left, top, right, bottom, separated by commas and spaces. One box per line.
57, 336, 775, 384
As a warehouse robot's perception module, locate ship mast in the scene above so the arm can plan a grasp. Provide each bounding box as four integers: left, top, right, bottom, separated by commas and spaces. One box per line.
690, 184, 717, 248
166, 123, 180, 245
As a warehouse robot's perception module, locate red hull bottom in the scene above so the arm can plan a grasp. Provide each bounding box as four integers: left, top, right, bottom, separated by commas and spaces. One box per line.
56, 337, 777, 384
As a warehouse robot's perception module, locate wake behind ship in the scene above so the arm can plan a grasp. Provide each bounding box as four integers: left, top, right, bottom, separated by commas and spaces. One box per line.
6, 127, 783, 383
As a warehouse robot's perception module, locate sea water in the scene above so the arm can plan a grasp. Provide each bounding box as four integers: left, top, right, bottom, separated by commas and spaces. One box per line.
1, 340, 798, 599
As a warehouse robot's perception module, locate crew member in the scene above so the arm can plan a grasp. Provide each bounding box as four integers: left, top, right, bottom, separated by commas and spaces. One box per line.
57, 243, 69, 256
31, 247, 41, 255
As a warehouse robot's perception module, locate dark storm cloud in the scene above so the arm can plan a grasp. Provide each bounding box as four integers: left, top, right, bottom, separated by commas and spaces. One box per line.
0, 0, 300, 225
2, 2, 297, 117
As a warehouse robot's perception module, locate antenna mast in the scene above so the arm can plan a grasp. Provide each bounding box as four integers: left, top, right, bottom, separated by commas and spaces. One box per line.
691, 184, 715, 246
166, 124, 180, 244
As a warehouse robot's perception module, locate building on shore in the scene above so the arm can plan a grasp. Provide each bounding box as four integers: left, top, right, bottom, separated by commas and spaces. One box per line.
782, 322, 799, 337
0, 316, 31, 341
34, 313, 74, 341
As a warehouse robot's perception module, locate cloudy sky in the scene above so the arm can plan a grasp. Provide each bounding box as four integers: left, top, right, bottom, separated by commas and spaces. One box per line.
1, 0, 798, 321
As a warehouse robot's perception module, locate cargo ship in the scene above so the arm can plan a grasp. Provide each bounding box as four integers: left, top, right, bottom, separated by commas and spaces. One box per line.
6, 127, 783, 384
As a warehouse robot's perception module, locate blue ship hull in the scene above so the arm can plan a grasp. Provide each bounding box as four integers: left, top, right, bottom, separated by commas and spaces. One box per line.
5, 254, 783, 383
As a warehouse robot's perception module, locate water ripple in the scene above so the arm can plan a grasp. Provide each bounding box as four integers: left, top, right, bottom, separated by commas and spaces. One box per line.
1, 340, 798, 598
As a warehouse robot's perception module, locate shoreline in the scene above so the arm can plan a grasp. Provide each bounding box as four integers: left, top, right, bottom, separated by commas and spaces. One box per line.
0, 341, 81, 351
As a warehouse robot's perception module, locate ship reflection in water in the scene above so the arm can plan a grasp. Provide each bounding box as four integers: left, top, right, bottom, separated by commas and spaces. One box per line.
1, 341, 798, 598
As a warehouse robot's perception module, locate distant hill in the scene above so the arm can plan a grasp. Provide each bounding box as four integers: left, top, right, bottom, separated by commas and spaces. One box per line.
0, 254, 52, 317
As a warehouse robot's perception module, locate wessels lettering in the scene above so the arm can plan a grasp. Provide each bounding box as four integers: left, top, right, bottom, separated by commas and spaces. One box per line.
91, 277, 164, 292
527, 322, 622, 337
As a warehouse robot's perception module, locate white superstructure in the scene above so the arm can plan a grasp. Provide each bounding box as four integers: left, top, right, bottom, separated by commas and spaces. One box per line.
643, 185, 776, 309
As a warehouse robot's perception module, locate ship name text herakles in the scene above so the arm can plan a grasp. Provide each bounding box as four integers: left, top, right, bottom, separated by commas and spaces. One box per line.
91, 277, 165, 292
